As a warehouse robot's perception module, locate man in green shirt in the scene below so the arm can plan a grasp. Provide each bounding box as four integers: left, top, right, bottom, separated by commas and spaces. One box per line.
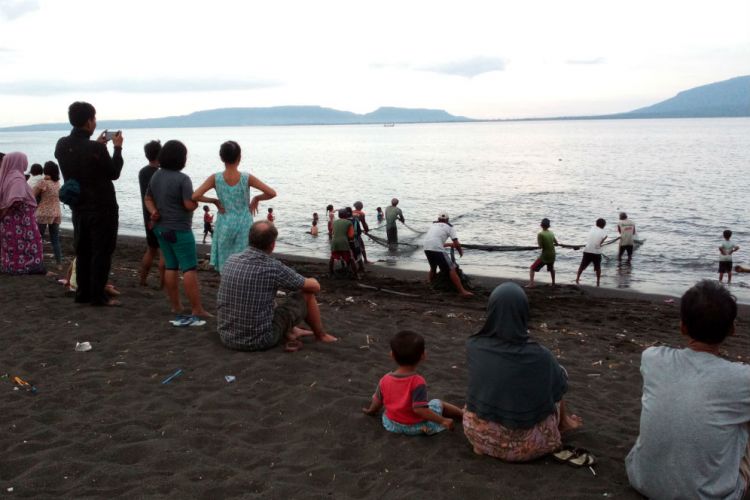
329, 208, 358, 278
385, 198, 405, 249
527, 218, 559, 287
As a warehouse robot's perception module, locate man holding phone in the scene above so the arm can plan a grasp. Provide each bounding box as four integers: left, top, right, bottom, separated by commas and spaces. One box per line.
55, 101, 124, 306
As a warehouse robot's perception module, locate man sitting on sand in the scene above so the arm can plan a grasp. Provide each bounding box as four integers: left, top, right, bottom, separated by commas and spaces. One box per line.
626, 280, 749, 499
217, 220, 337, 352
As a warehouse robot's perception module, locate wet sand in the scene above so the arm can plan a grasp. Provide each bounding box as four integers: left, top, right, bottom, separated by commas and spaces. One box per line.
2, 233, 749, 498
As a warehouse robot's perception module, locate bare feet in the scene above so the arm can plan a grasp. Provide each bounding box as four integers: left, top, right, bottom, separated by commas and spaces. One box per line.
194, 310, 214, 319
459, 291, 474, 297
102, 299, 122, 307
290, 326, 314, 340
524, 283, 535, 288
560, 413, 584, 433
472, 446, 484, 456
316, 333, 338, 343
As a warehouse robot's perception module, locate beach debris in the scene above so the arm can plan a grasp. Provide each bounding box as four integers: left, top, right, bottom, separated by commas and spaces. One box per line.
357, 283, 420, 297
309, 381, 317, 388
589, 466, 596, 476
539, 322, 548, 330
366, 335, 372, 345
345, 296, 355, 303
7, 487, 13, 492
13, 376, 37, 394
359, 345, 370, 350
161, 369, 183, 385
663, 299, 675, 304
586, 373, 601, 377
423, 310, 438, 316
446, 313, 457, 319
75, 341, 92, 352
224, 375, 236, 383
591, 360, 603, 366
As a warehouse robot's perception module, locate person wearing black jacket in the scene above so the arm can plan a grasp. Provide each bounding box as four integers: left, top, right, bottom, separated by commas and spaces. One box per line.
55, 101, 124, 306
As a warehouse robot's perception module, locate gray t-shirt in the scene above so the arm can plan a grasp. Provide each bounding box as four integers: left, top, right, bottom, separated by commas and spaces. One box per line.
626, 346, 750, 500
146, 169, 194, 231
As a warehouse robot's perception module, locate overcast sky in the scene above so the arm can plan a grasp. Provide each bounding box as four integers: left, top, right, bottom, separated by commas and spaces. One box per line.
0, 0, 748, 126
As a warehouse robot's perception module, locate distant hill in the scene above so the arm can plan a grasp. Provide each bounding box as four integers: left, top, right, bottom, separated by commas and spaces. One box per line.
621, 75, 750, 118
0, 106, 472, 132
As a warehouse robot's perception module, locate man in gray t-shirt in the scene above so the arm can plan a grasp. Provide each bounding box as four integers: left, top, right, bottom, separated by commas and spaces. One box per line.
147, 168, 194, 231
626, 280, 750, 500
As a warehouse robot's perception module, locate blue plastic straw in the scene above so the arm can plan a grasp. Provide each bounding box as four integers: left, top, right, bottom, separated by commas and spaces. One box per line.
161, 369, 183, 385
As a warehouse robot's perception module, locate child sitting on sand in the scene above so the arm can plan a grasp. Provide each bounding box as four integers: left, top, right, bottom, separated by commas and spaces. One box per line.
362, 331, 463, 435
719, 229, 740, 284
626, 280, 748, 499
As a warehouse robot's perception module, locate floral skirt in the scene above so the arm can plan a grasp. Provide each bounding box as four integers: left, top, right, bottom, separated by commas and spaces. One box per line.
462, 405, 561, 462
1, 203, 46, 275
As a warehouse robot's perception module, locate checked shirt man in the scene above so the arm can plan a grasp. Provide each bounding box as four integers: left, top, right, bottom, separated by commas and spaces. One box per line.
217, 220, 337, 351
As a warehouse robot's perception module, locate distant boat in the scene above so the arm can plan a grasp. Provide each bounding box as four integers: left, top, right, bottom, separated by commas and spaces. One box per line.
383, 123, 395, 127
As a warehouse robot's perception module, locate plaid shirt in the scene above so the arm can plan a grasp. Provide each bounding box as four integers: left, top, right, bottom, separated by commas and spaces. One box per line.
217, 247, 305, 350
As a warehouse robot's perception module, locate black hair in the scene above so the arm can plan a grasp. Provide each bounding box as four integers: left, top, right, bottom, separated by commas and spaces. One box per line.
724, 229, 733, 239
326, 204, 334, 213
144, 140, 162, 162
337, 208, 348, 218
43, 161, 60, 182
541, 218, 550, 229
67, 101, 96, 128
158, 140, 188, 171
390, 331, 425, 366
312, 220, 318, 226
619, 212, 628, 220
681, 280, 737, 344
596, 218, 606, 228
203, 205, 210, 211
354, 201, 363, 210
219, 140, 241, 164
268, 207, 273, 213
249, 220, 278, 251
376, 207, 382, 211
345, 206, 353, 217
29, 163, 43, 176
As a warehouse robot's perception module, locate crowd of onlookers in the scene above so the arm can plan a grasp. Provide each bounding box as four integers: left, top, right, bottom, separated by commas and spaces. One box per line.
1, 101, 749, 499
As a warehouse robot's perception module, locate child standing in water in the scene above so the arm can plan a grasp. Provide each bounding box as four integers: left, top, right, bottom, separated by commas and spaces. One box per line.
362, 330, 463, 435
326, 204, 335, 240
376, 207, 384, 224
310, 212, 319, 236
202, 205, 214, 244
267, 207, 275, 223
719, 229, 740, 284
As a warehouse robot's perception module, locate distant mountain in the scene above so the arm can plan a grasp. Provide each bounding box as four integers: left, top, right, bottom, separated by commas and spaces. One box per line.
621, 75, 750, 118
0, 106, 472, 132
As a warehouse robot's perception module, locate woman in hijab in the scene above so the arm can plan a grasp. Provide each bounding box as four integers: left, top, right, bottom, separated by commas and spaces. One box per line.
463, 282, 582, 461
0, 152, 46, 275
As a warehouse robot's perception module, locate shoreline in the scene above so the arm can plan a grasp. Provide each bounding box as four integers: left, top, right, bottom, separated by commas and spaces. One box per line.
3, 231, 750, 497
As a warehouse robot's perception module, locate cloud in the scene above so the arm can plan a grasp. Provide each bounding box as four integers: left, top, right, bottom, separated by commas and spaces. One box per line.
0, 0, 39, 20
566, 57, 606, 65
421, 56, 507, 77
0, 78, 282, 95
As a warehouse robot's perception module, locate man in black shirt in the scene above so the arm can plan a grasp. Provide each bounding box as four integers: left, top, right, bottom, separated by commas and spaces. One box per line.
55, 101, 124, 306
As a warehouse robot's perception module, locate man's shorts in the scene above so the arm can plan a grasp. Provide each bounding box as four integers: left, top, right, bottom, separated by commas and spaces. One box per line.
719, 261, 733, 273
386, 226, 398, 245
145, 224, 159, 249
154, 227, 198, 271
425, 250, 455, 274
531, 258, 554, 272
270, 292, 308, 346
619, 245, 634, 258
579, 252, 602, 272
331, 250, 352, 262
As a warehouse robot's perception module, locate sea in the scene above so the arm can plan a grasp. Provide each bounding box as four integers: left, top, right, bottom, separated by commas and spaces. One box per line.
2, 118, 749, 302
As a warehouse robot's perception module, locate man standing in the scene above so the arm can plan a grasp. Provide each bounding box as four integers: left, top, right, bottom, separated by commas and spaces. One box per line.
385, 198, 405, 249
218, 220, 337, 352
422, 212, 473, 297
617, 212, 636, 263
576, 218, 608, 287
138, 140, 165, 287
55, 102, 123, 306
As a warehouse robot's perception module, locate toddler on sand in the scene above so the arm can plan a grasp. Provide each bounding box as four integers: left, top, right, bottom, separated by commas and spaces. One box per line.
362, 331, 463, 435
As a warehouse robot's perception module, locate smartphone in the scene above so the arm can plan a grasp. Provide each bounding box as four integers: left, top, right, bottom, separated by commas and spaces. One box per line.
104, 130, 121, 141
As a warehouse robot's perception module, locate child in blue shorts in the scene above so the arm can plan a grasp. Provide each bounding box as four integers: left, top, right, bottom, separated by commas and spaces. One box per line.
362, 330, 463, 435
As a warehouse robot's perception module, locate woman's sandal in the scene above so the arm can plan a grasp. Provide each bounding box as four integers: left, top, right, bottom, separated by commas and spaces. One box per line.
283, 340, 303, 353
565, 448, 596, 468
552, 445, 578, 464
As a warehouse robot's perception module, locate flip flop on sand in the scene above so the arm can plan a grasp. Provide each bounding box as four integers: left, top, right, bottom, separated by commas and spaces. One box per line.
552, 446, 578, 464
567, 449, 596, 468
170, 315, 206, 327
283, 340, 303, 353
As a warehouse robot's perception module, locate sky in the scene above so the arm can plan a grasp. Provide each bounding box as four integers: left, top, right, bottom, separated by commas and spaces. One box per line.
0, 0, 748, 127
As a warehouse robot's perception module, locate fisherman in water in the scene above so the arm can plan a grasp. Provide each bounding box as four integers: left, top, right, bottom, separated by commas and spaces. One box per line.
385, 198, 405, 250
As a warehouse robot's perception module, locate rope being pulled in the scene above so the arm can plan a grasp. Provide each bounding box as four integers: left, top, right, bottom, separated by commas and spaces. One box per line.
366, 233, 421, 248
461, 244, 539, 252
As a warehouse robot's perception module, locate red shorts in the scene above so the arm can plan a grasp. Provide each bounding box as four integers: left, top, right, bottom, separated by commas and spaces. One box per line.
331, 250, 352, 262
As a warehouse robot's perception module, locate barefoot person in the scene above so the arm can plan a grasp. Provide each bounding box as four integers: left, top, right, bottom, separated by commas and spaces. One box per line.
626, 280, 747, 499
138, 140, 165, 287
385, 198, 405, 249
362, 330, 464, 435
218, 220, 337, 351
423, 212, 472, 297
144, 140, 211, 324
463, 283, 583, 462
527, 218, 558, 288
576, 218, 608, 286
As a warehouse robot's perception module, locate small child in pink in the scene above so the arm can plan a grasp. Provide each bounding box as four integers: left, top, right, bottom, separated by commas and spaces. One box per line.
362, 330, 463, 435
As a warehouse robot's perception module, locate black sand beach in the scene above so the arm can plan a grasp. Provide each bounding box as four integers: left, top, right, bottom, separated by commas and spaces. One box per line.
2, 233, 749, 498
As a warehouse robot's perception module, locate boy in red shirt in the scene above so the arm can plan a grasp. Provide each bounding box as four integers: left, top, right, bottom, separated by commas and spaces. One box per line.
363, 331, 463, 435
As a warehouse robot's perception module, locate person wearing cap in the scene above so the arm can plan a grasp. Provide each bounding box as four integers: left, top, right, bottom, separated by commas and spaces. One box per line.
422, 212, 473, 297
385, 198, 405, 249
527, 218, 559, 288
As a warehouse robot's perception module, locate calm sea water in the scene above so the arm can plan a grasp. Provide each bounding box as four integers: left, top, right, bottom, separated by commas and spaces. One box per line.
2, 118, 749, 301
